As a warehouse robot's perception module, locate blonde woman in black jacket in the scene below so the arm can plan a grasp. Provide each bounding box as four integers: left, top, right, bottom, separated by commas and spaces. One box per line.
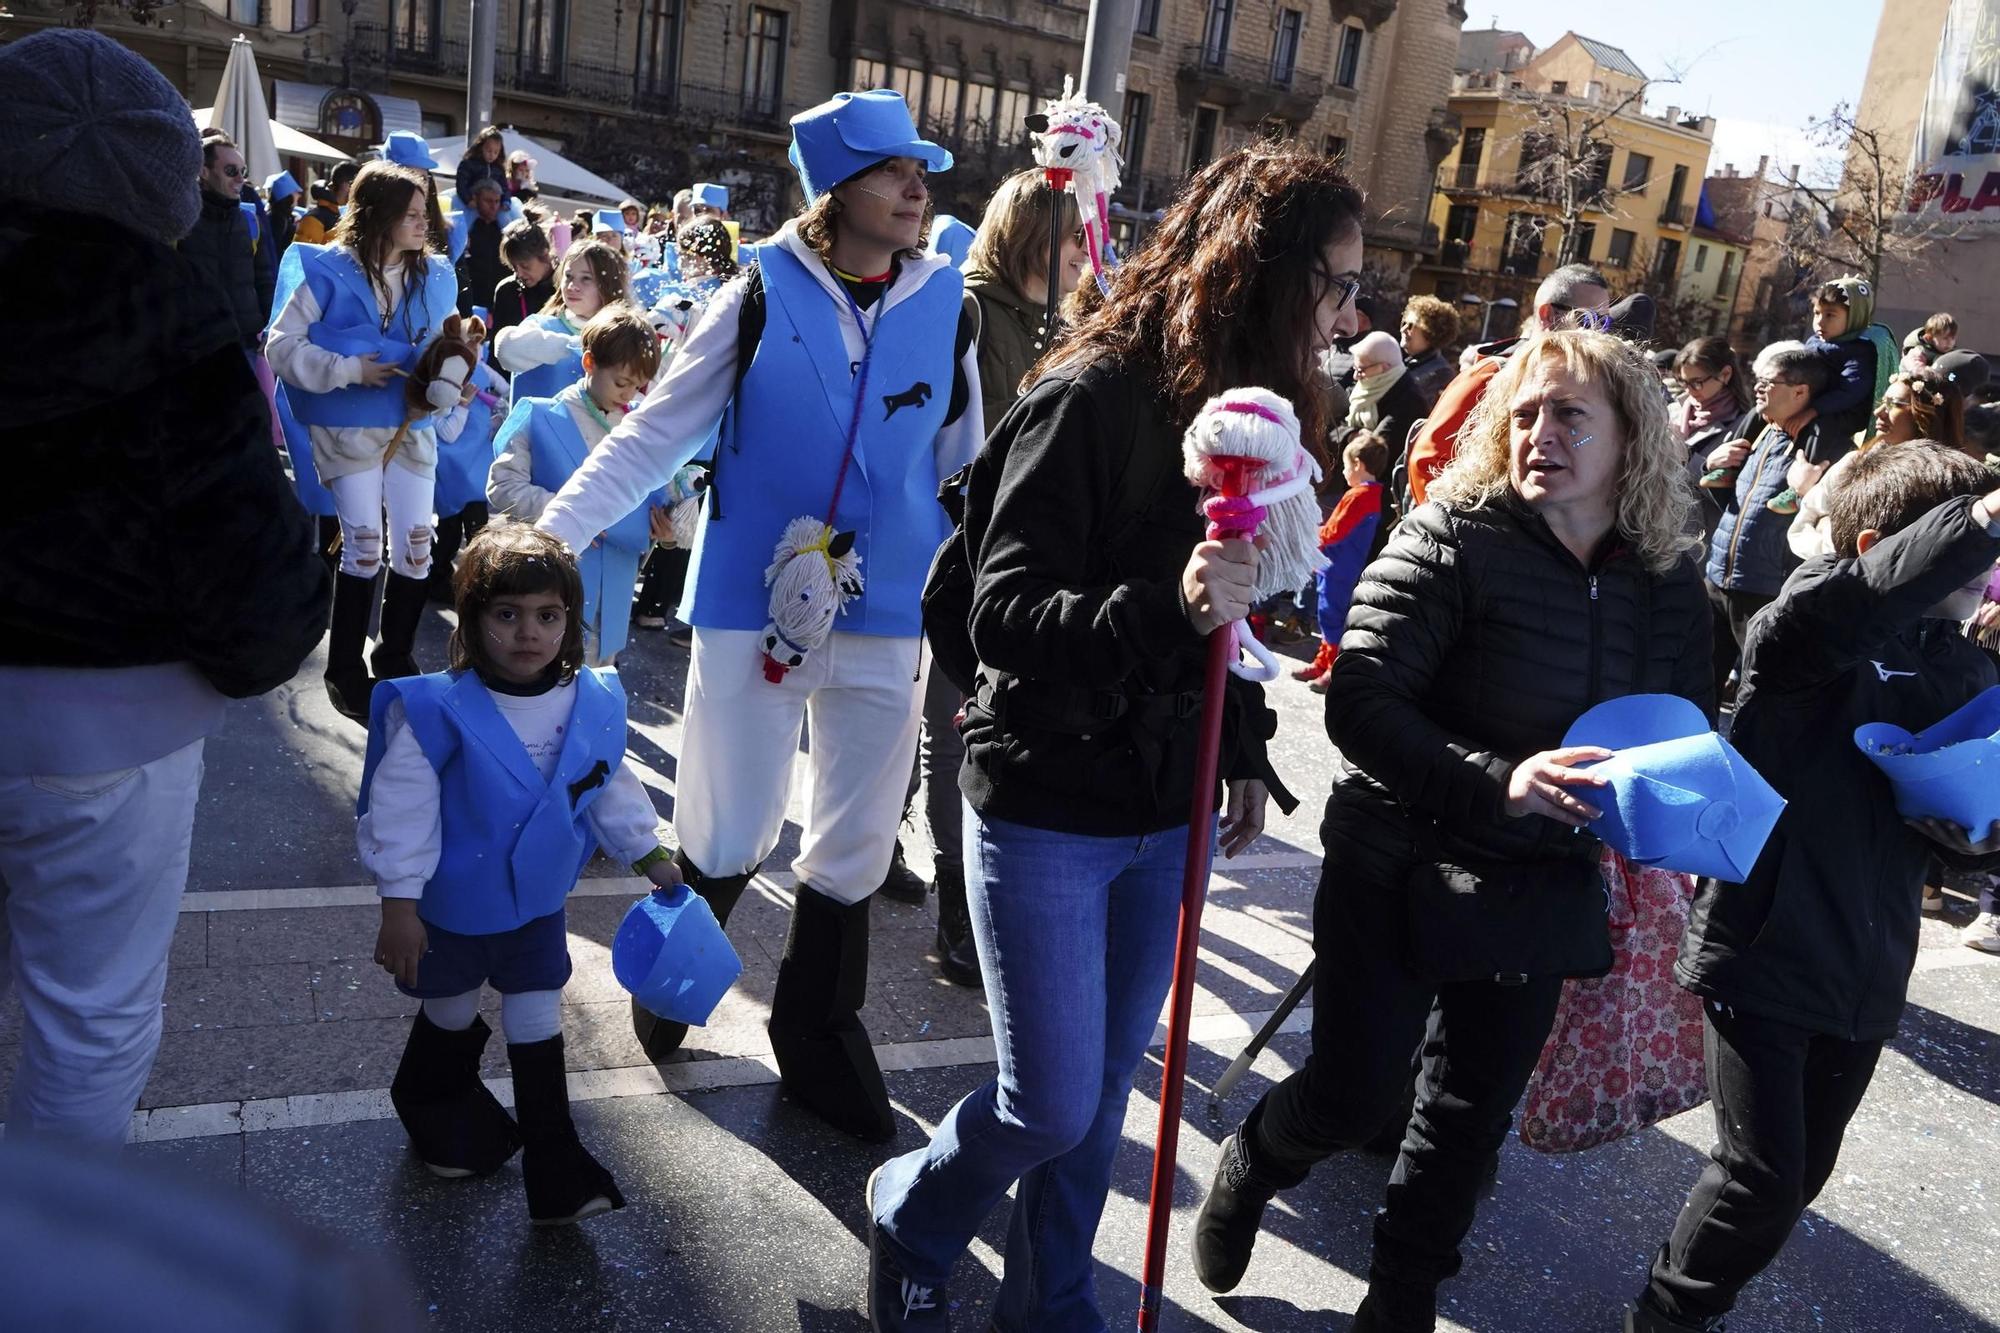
1195, 330, 1715, 1332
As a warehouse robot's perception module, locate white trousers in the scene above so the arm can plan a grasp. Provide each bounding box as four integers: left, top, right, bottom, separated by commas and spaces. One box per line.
327, 461, 436, 580
0, 739, 206, 1143
676, 628, 924, 905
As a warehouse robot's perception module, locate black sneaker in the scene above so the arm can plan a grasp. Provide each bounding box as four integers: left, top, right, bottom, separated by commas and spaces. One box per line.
866, 1166, 949, 1330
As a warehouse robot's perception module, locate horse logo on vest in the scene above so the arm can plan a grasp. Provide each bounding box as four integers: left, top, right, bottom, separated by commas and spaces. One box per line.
882, 381, 932, 421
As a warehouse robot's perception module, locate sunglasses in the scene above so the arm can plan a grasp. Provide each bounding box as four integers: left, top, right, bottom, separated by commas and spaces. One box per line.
1550, 302, 1612, 333
218, 163, 242, 178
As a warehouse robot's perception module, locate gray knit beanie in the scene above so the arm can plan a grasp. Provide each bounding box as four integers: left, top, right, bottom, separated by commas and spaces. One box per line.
0, 30, 202, 245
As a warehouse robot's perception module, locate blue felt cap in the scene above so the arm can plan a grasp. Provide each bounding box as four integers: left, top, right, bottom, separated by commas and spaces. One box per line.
379, 130, 439, 170
691, 181, 729, 211
264, 170, 301, 202
594, 208, 626, 233
787, 89, 952, 201
1856, 684, 2000, 833
929, 213, 975, 267
610, 886, 743, 1025
1562, 694, 1786, 881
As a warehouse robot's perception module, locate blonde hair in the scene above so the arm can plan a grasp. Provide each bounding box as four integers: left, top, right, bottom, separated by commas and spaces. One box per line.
1427, 330, 1700, 574
965, 168, 1082, 296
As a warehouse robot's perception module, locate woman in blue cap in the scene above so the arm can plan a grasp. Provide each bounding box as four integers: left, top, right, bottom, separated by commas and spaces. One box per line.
535, 89, 983, 1144
268, 160, 462, 721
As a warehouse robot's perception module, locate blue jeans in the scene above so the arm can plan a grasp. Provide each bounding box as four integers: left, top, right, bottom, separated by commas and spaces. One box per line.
870, 805, 1189, 1332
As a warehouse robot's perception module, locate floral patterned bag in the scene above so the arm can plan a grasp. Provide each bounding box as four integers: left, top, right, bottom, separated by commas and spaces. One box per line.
1519, 847, 1709, 1154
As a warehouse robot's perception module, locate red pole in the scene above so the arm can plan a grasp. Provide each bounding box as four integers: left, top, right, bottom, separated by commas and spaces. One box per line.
1137, 455, 1261, 1330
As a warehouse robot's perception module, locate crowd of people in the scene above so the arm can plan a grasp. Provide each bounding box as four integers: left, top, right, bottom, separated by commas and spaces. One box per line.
5, 27, 2000, 1333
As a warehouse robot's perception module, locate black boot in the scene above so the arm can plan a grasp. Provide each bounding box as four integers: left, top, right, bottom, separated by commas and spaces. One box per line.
933, 865, 981, 989
1352, 1271, 1438, 1333
769, 886, 895, 1142
388, 1011, 521, 1178
1625, 1299, 1727, 1332
631, 849, 757, 1061
509, 1033, 625, 1226
875, 839, 928, 906
426, 512, 464, 604
370, 570, 430, 681
324, 571, 379, 724
1192, 1102, 1297, 1293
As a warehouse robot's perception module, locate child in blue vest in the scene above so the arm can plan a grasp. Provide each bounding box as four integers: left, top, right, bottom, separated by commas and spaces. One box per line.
488, 306, 665, 665
492, 238, 629, 399
267, 160, 461, 722
1294, 431, 1387, 691
361, 523, 681, 1226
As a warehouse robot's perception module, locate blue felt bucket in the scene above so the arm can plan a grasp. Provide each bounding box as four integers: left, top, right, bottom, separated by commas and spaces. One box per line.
611, 886, 742, 1025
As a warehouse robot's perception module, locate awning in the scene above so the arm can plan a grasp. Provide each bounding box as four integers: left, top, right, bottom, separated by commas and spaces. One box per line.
272, 78, 425, 141
424, 126, 629, 205
192, 109, 350, 165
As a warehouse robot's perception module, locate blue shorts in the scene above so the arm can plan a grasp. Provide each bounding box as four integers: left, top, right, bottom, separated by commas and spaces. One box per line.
398, 907, 573, 999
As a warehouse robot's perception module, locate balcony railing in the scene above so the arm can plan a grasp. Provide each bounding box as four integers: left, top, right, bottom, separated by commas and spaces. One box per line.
1178, 44, 1327, 100
345, 22, 806, 127
1659, 201, 1693, 228
1445, 161, 1481, 189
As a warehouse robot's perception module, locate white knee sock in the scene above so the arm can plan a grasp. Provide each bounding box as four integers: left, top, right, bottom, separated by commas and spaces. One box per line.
421, 989, 481, 1031
500, 989, 562, 1045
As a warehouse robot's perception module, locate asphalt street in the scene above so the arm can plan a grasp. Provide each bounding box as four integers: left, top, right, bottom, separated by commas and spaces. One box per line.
10, 605, 1997, 1332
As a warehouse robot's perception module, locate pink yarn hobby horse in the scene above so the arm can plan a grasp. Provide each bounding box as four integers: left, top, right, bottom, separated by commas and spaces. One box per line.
1137, 390, 1325, 1329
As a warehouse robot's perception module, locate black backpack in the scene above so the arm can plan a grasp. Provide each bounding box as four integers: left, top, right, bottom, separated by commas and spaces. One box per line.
921, 379, 1177, 698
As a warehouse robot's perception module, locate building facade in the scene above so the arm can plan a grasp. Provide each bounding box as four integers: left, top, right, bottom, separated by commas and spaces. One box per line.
1412, 28, 1715, 340
1850, 0, 1999, 349
1676, 225, 1747, 338
1703, 157, 1825, 349
7, 0, 1461, 266
1, 0, 840, 235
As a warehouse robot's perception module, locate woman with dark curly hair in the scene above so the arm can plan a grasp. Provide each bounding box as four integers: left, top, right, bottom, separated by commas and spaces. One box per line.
860, 140, 1364, 1332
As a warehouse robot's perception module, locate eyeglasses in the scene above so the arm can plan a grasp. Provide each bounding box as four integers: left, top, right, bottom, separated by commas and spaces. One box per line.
1550, 303, 1612, 333
1678, 372, 1718, 393
219, 164, 242, 178
1752, 377, 1798, 390
1317, 271, 1361, 312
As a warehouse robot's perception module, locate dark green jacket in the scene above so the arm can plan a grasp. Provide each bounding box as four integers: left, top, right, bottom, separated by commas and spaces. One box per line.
965, 266, 1048, 434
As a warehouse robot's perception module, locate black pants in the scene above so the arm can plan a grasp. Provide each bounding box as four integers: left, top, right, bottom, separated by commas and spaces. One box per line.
898, 660, 967, 873
1248, 855, 1565, 1294
1642, 1002, 1883, 1323
635, 547, 689, 621
1704, 581, 1775, 701
429, 502, 488, 598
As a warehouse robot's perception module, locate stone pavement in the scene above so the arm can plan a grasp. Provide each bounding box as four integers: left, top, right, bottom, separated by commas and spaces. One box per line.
8, 610, 1999, 1331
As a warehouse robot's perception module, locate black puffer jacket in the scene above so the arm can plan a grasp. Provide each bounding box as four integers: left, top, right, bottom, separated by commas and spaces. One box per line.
1680, 497, 2000, 1041
1324, 495, 1713, 893
0, 207, 329, 697
181, 187, 271, 348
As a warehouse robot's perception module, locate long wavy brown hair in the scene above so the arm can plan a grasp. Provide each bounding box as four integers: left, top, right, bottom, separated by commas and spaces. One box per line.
328, 162, 435, 314
1037, 141, 1366, 453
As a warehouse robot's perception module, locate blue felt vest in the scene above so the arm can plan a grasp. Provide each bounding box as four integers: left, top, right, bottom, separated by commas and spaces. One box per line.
432, 358, 503, 515
681, 246, 961, 637
501, 396, 655, 660
277, 243, 459, 429
273, 382, 337, 518
509, 312, 584, 402
359, 668, 631, 936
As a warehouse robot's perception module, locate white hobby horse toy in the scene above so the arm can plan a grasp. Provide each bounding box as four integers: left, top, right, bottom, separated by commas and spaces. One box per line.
1026, 77, 1124, 297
